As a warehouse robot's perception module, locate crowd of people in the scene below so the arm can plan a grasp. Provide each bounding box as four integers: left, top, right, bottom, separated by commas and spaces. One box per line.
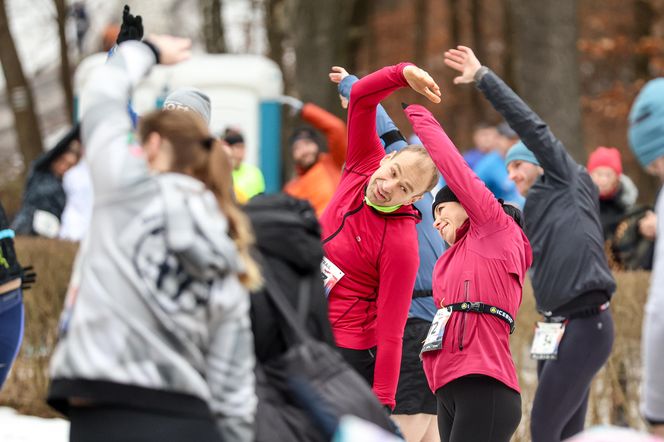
0, 5, 663, 442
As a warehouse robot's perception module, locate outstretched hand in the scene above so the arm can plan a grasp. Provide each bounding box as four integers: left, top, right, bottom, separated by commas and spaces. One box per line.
144, 34, 191, 65
444, 46, 482, 84
403, 65, 441, 103
329, 66, 350, 84
116, 5, 144, 45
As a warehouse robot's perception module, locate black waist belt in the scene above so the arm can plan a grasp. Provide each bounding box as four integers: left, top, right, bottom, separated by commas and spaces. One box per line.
448, 302, 515, 334
543, 302, 610, 323
413, 290, 433, 299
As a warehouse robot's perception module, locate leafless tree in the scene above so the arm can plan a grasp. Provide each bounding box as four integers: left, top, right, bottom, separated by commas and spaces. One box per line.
201, 0, 227, 53
54, 0, 74, 122
508, 0, 585, 161
0, 0, 44, 167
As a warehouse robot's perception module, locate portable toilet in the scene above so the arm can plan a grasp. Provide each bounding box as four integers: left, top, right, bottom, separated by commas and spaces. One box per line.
74, 52, 284, 192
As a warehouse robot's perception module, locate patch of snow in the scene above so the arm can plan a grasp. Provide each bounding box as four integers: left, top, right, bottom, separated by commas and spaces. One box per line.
0, 407, 68, 442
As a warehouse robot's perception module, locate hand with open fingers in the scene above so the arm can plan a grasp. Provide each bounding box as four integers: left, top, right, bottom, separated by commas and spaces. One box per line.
402, 65, 442, 103
116, 5, 144, 45
444, 45, 482, 84
144, 34, 192, 65
329, 66, 350, 84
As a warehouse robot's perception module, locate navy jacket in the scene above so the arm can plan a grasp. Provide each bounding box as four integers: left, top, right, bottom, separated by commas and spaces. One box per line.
475, 68, 615, 312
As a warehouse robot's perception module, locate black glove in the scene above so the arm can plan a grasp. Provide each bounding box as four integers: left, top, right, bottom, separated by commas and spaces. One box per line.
21, 266, 37, 291
116, 5, 143, 45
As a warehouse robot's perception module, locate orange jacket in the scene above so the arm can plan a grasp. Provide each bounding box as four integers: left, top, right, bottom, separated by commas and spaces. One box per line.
284, 103, 347, 217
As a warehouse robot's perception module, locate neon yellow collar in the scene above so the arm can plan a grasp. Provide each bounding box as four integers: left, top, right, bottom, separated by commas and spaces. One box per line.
364, 196, 402, 213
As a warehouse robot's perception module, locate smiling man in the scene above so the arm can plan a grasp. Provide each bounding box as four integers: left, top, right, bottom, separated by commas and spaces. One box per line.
321, 62, 439, 411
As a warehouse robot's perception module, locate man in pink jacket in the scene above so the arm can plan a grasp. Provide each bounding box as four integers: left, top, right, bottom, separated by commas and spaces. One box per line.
321, 63, 440, 410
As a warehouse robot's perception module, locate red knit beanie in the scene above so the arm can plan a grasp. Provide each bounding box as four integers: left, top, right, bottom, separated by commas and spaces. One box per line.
587, 146, 622, 175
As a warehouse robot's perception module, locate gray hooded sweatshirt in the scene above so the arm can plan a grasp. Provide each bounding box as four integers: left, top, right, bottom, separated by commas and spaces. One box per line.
48, 41, 255, 442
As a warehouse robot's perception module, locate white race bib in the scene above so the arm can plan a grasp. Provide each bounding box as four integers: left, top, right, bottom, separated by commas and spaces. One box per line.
530, 322, 566, 360
420, 306, 453, 357
321, 257, 345, 297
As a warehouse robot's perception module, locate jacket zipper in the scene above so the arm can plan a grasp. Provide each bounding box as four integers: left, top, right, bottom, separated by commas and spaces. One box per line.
322, 200, 364, 245
459, 280, 469, 351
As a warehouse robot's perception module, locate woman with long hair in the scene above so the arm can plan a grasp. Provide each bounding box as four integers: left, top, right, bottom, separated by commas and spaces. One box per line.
48, 35, 259, 442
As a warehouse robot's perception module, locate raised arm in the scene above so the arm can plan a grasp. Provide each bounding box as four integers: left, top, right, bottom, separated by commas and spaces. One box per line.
80, 36, 190, 196
337, 72, 407, 155
334, 63, 440, 174
444, 46, 576, 185
404, 104, 503, 226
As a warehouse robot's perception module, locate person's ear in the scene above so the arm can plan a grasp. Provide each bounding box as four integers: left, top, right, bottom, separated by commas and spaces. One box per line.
144, 132, 161, 163
379, 151, 396, 166
406, 194, 424, 205
537, 166, 544, 175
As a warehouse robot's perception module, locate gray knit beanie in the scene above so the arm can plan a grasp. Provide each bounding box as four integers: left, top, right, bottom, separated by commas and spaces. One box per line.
163, 87, 211, 126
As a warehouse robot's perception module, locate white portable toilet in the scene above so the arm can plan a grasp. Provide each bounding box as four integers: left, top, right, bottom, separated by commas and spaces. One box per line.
74, 52, 284, 192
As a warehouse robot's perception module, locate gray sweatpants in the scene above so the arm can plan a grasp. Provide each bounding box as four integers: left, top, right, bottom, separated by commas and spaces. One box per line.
530, 309, 614, 442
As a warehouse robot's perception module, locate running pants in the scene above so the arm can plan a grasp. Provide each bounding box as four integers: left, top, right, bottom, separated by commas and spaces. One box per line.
0, 288, 24, 389
530, 309, 614, 442
69, 405, 222, 442
436, 375, 521, 442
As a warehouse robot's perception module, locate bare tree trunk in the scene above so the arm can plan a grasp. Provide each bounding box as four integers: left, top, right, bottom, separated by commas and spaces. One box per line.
508, 0, 585, 161
288, 0, 370, 117
0, 0, 43, 167
54, 0, 74, 123
201, 0, 226, 53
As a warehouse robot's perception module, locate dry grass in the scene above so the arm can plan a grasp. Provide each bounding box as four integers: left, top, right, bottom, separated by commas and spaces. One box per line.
511, 272, 651, 441
0, 237, 78, 417
0, 241, 653, 433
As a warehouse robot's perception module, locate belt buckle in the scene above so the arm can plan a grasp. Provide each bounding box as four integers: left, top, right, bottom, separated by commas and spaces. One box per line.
469, 302, 482, 312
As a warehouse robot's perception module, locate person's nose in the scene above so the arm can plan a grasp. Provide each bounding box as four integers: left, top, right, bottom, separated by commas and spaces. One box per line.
382, 179, 396, 195
508, 170, 519, 182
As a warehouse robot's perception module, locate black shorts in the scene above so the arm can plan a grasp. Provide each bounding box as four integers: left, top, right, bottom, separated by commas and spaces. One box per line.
393, 317, 437, 415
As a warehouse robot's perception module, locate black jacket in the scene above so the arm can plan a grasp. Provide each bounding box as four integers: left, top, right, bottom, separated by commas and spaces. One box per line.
245, 194, 334, 363
12, 125, 79, 235
476, 68, 616, 313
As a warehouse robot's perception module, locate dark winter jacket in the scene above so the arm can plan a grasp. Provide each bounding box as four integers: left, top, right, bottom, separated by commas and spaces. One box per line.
245, 194, 334, 363
12, 126, 80, 236
476, 68, 616, 313
599, 175, 638, 240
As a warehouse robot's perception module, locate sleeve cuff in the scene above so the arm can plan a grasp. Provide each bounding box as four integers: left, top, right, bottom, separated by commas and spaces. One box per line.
474, 66, 490, 83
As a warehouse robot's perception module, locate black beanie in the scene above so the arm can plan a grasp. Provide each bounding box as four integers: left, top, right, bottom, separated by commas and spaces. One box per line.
432, 185, 459, 214
289, 127, 322, 149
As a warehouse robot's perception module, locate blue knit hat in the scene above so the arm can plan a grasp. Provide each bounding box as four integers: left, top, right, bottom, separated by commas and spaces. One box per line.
628, 78, 664, 168
505, 141, 540, 167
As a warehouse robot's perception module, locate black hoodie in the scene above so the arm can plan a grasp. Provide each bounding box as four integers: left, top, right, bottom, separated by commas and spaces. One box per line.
245, 194, 334, 363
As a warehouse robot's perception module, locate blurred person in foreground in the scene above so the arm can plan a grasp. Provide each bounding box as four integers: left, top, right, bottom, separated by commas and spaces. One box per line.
628, 77, 664, 438
47, 31, 259, 442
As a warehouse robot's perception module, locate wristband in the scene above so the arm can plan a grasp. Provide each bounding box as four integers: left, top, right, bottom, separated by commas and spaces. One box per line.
142, 40, 161, 64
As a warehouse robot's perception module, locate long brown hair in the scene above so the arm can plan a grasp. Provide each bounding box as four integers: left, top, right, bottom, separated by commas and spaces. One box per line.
139, 110, 262, 290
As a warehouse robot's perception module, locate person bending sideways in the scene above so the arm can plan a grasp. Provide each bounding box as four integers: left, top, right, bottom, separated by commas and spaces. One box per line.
444, 45, 615, 442
320, 62, 439, 411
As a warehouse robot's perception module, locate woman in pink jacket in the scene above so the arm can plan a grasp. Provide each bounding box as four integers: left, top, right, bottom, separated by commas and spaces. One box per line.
404, 103, 533, 442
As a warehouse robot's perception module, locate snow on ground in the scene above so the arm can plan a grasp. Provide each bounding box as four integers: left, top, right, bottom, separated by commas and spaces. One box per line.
0, 407, 68, 442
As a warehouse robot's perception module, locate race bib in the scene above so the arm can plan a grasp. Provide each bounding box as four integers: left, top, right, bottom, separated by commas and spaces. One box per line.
321, 257, 344, 297
530, 322, 566, 360
33, 210, 60, 238
420, 306, 452, 357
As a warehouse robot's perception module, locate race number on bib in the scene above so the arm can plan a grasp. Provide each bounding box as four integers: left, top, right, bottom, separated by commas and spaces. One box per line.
530, 322, 566, 360
321, 257, 345, 297
420, 306, 452, 358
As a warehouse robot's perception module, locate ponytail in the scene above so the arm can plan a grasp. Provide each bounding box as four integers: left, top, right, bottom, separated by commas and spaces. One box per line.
205, 140, 262, 291
498, 199, 525, 229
